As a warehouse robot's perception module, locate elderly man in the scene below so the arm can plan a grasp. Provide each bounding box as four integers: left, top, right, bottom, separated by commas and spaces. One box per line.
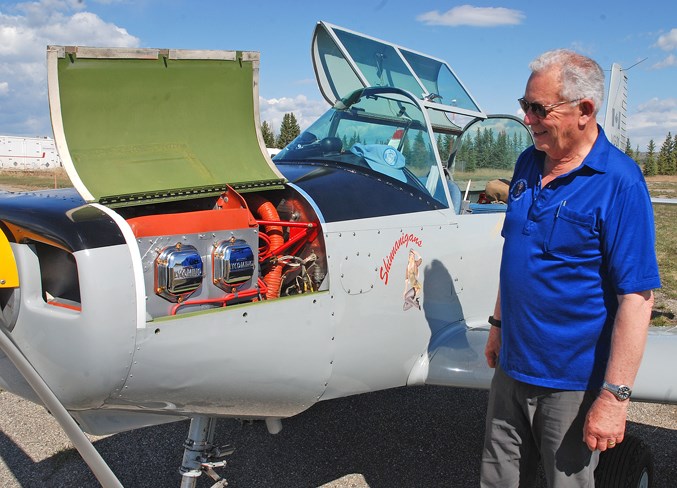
481, 49, 660, 487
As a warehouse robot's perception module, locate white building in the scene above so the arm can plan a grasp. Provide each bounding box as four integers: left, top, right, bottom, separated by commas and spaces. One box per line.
0, 135, 62, 170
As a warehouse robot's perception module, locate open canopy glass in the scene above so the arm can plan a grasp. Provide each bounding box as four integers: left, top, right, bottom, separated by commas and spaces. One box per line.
311, 21, 485, 131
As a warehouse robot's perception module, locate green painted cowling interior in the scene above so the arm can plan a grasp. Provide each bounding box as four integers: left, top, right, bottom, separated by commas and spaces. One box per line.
56, 53, 284, 205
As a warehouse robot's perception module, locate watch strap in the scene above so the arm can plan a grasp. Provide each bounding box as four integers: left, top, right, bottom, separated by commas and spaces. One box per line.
602, 381, 632, 401
488, 315, 501, 328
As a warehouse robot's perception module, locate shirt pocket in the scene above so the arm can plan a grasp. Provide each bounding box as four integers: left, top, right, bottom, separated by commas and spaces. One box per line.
545, 206, 597, 257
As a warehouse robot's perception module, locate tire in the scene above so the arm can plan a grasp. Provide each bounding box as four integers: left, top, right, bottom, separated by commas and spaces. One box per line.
594, 434, 653, 488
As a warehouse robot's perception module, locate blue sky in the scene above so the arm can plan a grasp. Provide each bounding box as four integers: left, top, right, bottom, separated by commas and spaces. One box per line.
1, 0, 676, 150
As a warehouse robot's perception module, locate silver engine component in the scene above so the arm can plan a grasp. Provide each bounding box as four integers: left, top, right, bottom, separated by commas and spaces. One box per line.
138, 228, 259, 319
212, 240, 255, 291
154, 243, 204, 302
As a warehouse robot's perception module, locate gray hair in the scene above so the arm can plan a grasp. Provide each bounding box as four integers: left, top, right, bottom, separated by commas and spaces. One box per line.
529, 49, 605, 115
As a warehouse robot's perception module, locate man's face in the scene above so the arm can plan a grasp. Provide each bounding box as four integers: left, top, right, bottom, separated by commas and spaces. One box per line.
522, 69, 581, 160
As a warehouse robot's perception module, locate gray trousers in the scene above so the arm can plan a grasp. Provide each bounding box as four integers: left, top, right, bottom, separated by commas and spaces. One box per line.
480, 365, 600, 488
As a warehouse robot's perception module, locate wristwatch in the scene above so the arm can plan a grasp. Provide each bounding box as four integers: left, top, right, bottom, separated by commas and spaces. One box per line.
601, 381, 632, 401
488, 315, 502, 328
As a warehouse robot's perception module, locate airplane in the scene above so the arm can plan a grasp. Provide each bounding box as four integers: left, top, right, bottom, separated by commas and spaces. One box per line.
0, 21, 674, 488
602, 62, 628, 152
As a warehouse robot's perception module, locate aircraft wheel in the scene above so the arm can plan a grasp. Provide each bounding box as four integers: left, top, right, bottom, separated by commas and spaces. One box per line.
594, 434, 653, 488
0, 287, 21, 331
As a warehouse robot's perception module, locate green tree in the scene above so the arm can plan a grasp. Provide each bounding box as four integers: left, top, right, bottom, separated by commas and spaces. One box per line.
276, 113, 301, 149
657, 133, 673, 175
643, 139, 657, 177
455, 136, 475, 172
261, 121, 276, 148
624, 138, 634, 160
409, 131, 429, 171
495, 130, 512, 169
436, 133, 454, 163
668, 135, 677, 175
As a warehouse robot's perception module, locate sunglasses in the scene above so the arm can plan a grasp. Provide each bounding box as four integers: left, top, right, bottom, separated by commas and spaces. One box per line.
518, 97, 582, 118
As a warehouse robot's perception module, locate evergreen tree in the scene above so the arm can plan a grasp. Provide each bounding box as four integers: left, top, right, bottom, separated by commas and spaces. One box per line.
669, 135, 677, 175
455, 137, 475, 172
496, 130, 511, 169
261, 121, 276, 148
643, 139, 657, 177
445, 134, 454, 160
436, 133, 454, 163
436, 134, 445, 160
276, 113, 301, 149
473, 127, 488, 168
347, 131, 361, 148
657, 133, 672, 175
409, 131, 429, 171
624, 138, 633, 159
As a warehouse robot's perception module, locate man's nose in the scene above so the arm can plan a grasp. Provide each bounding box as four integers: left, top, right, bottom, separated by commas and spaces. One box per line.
523, 110, 538, 125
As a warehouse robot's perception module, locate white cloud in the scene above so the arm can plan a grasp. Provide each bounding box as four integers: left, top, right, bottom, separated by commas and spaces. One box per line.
628, 97, 677, 150
41, 11, 137, 47
259, 94, 328, 136
656, 28, 677, 51
0, 1, 139, 136
417, 5, 525, 27
651, 54, 677, 70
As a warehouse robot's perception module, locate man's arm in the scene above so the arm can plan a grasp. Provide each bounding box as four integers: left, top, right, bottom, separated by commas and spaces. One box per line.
583, 290, 654, 451
484, 288, 501, 368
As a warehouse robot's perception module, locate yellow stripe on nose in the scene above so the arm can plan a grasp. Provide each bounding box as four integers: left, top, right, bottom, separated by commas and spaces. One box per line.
0, 231, 19, 288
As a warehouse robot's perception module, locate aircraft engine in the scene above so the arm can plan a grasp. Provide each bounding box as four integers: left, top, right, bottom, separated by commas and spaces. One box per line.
124, 186, 326, 320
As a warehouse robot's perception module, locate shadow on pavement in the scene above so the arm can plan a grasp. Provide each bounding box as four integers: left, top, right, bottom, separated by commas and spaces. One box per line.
2, 386, 676, 487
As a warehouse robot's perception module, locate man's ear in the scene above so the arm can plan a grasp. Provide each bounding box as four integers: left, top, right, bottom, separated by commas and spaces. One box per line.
579, 99, 595, 117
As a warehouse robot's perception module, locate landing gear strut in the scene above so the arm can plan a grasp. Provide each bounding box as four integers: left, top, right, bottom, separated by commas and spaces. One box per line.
179, 416, 234, 488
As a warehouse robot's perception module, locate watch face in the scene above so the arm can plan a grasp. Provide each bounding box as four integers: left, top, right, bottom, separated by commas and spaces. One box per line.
603, 382, 632, 401
617, 385, 632, 400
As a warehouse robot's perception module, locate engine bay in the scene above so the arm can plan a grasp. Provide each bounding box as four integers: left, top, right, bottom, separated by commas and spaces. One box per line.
119, 186, 327, 320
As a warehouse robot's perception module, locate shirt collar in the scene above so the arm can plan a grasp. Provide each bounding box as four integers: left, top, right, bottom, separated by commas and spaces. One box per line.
533, 124, 610, 174
581, 124, 610, 173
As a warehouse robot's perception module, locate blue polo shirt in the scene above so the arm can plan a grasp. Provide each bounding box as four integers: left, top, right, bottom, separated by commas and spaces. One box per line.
499, 126, 661, 390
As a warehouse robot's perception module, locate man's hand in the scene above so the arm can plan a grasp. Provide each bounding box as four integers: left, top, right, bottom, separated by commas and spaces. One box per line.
484, 325, 501, 368
583, 391, 628, 451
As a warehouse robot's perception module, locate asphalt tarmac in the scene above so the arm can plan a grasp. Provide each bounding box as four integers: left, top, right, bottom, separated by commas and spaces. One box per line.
1, 386, 677, 487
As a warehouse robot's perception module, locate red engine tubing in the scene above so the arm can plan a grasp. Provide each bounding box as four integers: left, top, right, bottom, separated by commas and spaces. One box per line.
259, 221, 317, 257
170, 278, 269, 315
248, 198, 284, 298
254, 220, 316, 277
256, 220, 317, 229
169, 222, 318, 314
258, 231, 272, 254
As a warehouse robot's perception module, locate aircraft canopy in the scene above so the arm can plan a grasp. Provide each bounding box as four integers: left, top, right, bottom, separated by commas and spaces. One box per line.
311, 22, 485, 132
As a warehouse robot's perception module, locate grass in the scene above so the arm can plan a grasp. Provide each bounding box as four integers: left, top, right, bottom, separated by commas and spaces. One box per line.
653, 204, 677, 298
454, 168, 514, 191
1, 169, 675, 325
645, 176, 677, 326
0, 168, 72, 191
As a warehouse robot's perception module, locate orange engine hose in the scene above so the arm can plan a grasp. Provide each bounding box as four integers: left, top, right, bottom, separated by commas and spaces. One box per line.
248, 196, 284, 299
